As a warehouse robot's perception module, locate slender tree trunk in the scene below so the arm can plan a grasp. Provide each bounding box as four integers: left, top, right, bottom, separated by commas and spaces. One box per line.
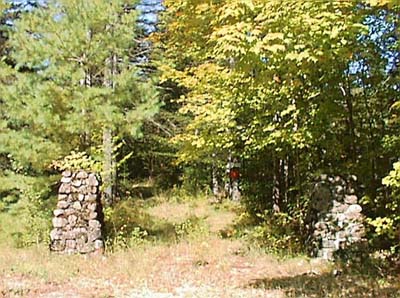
212, 153, 220, 197
103, 53, 117, 205
79, 53, 91, 149
103, 128, 115, 204
282, 156, 289, 209
341, 81, 356, 163
272, 153, 281, 213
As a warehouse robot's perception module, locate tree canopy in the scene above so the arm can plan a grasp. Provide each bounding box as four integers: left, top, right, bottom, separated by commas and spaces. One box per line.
0, 0, 159, 201
0, 0, 399, 253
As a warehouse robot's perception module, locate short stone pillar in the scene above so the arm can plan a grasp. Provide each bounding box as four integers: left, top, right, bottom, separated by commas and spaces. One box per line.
50, 170, 104, 254
307, 175, 365, 260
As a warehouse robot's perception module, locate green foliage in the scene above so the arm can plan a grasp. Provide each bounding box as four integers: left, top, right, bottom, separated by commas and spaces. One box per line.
157, 0, 400, 255
103, 202, 152, 251
0, 0, 398, 259
382, 161, 400, 189
161, 0, 363, 163
366, 0, 398, 7
0, 0, 7, 12
103, 193, 211, 251
234, 210, 304, 255
0, 0, 159, 202
11, 190, 53, 248
173, 215, 209, 241
364, 161, 400, 251
367, 217, 397, 240
50, 151, 101, 172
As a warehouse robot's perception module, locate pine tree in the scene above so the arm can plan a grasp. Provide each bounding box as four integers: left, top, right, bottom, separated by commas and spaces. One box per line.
0, 0, 159, 203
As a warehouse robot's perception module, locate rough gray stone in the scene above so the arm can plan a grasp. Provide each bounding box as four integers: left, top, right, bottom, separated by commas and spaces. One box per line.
57, 200, 69, 209
68, 214, 78, 227
94, 239, 104, 250
331, 204, 348, 213
59, 183, 71, 194
72, 179, 82, 187
51, 171, 103, 255
64, 208, 76, 217
88, 203, 97, 211
334, 185, 344, 195
58, 194, 68, 200
51, 239, 66, 251
344, 195, 358, 205
308, 175, 365, 260
72, 201, 82, 210
89, 220, 101, 229
88, 174, 99, 186
315, 222, 327, 230
322, 239, 335, 248
346, 211, 363, 220
66, 239, 77, 249
76, 171, 89, 179
61, 176, 72, 183
86, 194, 97, 202
62, 170, 72, 177
50, 229, 63, 240
346, 204, 362, 214
53, 209, 64, 217
88, 228, 102, 241
89, 212, 98, 220
52, 217, 67, 228
318, 248, 334, 260
63, 230, 76, 240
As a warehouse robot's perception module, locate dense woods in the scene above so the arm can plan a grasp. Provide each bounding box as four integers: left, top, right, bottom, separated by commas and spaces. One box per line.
0, 0, 399, 258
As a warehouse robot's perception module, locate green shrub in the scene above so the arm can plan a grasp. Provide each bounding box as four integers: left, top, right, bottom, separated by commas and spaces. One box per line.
11, 190, 53, 248
50, 150, 101, 172
173, 215, 209, 241
363, 162, 400, 254
103, 201, 153, 251
233, 210, 304, 256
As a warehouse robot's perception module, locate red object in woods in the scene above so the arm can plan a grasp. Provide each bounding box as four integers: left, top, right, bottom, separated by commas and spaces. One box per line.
229, 168, 240, 180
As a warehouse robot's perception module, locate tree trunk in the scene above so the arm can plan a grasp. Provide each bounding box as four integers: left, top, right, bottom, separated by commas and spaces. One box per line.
272, 153, 281, 213
103, 128, 115, 205
102, 53, 117, 205
79, 52, 91, 149
212, 154, 220, 197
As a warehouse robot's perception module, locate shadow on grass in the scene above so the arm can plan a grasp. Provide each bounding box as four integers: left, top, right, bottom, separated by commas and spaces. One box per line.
104, 202, 177, 243
104, 198, 211, 244
130, 186, 155, 200
247, 271, 400, 298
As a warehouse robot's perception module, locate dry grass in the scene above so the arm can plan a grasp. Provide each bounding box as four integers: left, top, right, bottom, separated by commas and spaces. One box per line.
0, 195, 399, 297
147, 197, 236, 233
0, 238, 330, 298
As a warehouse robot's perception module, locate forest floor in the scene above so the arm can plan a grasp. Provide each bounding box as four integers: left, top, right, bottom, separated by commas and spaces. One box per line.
0, 193, 399, 298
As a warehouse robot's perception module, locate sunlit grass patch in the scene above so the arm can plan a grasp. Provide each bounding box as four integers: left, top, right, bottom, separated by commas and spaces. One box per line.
0, 190, 399, 297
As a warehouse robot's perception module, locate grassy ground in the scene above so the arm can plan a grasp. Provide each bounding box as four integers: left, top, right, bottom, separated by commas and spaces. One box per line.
0, 193, 399, 297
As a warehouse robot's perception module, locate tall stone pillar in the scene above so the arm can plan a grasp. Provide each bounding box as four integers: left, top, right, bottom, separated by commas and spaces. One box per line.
50, 170, 104, 254
307, 175, 365, 260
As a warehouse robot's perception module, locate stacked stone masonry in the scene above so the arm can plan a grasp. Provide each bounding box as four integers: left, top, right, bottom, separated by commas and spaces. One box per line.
50, 170, 104, 254
308, 175, 365, 260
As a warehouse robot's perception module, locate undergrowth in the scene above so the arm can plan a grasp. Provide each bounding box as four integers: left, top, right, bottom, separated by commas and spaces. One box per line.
0, 189, 398, 297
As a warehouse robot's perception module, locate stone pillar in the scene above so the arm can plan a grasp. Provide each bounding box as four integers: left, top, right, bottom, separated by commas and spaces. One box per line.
307, 175, 365, 260
50, 170, 104, 254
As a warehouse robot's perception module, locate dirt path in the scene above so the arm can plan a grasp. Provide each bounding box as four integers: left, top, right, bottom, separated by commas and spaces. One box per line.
1, 198, 398, 297
1, 237, 327, 298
